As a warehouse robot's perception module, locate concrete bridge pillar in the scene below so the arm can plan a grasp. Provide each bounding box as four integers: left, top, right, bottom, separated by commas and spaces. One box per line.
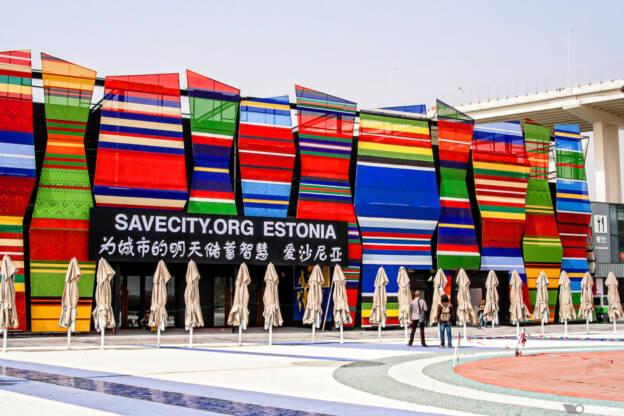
593, 121, 622, 203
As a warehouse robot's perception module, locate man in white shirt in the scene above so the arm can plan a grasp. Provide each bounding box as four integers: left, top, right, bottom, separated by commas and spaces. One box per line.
408, 290, 428, 347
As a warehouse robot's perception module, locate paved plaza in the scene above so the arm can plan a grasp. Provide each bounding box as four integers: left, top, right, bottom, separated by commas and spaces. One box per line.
1, 323, 623, 415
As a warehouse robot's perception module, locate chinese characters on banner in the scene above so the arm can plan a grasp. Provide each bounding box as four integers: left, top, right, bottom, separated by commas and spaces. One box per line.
89, 208, 348, 267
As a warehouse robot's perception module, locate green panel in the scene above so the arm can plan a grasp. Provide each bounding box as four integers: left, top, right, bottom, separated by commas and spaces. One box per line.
32, 187, 93, 220
438, 255, 480, 270
187, 201, 238, 215
440, 178, 469, 199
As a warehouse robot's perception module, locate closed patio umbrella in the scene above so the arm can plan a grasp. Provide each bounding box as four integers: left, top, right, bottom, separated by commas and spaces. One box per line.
228, 263, 251, 345
59, 257, 81, 349
0, 255, 19, 352
509, 270, 530, 335
184, 260, 203, 347
533, 270, 550, 334
148, 260, 171, 348
456, 268, 476, 339
483, 270, 499, 334
397, 266, 411, 344
369, 266, 389, 341
578, 272, 594, 334
92, 258, 116, 351
263, 262, 282, 345
558, 270, 576, 336
429, 268, 447, 326
303, 264, 324, 343
606, 271, 623, 334
332, 265, 351, 343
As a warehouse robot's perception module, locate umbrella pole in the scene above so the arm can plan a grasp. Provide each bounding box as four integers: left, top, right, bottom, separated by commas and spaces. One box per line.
157, 326, 161, 348
2, 329, 6, 352
322, 281, 334, 331
463, 323, 467, 340
614, 319, 617, 335
67, 328, 71, 350
404, 325, 408, 345
100, 327, 105, 351
377, 322, 381, 341
269, 324, 273, 346
564, 320, 568, 337
541, 318, 544, 335
585, 317, 589, 334
189, 326, 193, 348
238, 324, 243, 346
516, 321, 519, 336
340, 322, 344, 344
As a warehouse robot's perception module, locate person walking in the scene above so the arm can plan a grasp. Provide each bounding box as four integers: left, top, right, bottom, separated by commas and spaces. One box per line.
436, 294, 454, 348
408, 290, 428, 347
478, 299, 486, 328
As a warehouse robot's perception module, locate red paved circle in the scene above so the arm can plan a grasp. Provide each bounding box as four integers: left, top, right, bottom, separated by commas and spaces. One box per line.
455, 350, 624, 402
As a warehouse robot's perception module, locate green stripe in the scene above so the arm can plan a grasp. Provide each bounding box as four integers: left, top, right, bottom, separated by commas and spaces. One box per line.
0, 224, 23, 233
481, 204, 525, 214
299, 133, 352, 143
473, 168, 529, 179
300, 150, 350, 159
0, 75, 32, 86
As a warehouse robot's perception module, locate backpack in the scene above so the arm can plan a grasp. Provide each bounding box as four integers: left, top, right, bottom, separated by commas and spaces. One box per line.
440, 304, 451, 322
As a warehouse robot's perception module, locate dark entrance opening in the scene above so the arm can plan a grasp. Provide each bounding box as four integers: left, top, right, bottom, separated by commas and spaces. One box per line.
112, 262, 295, 329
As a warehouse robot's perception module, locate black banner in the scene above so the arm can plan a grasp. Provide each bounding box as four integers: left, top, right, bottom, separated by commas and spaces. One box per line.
88, 208, 348, 266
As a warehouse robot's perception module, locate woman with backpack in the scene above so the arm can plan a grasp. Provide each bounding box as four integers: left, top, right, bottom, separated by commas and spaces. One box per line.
436, 294, 454, 348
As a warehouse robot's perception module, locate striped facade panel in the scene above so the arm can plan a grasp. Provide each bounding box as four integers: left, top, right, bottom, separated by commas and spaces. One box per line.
93, 74, 187, 210
355, 106, 440, 327
555, 124, 591, 309
186, 71, 239, 215
238, 95, 295, 217
435, 100, 480, 295
473, 121, 530, 302
295, 85, 361, 326
522, 119, 562, 321
29, 54, 96, 332
0, 49, 36, 330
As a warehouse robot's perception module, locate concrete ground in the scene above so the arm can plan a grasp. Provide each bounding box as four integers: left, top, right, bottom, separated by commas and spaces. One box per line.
1, 322, 623, 415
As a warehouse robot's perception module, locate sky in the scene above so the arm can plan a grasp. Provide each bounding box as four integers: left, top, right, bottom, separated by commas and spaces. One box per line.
5, 0, 623, 108
3, 0, 624, 198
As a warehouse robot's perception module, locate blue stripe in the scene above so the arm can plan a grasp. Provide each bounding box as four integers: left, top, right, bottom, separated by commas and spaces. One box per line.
100, 124, 183, 139
188, 88, 239, 102
104, 93, 180, 108
93, 185, 188, 200
0, 130, 34, 145
101, 109, 182, 125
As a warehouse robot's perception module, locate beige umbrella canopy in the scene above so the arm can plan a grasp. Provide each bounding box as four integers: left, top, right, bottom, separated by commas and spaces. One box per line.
369, 266, 389, 326
397, 266, 411, 328
429, 268, 447, 326
606, 272, 623, 321
332, 265, 352, 326
228, 263, 251, 328
92, 258, 116, 331
532, 271, 550, 321
263, 262, 283, 328
455, 268, 477, 325
558, 271, 577, 321
509, 270, 531, 323
59, 257, 82, 330
303, 265, 324, 326
184, 260, 204, 330
148, 260, 171, 330
483, 270, 499, 322
578, 272, 594, 320
0, 255, 19, 330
